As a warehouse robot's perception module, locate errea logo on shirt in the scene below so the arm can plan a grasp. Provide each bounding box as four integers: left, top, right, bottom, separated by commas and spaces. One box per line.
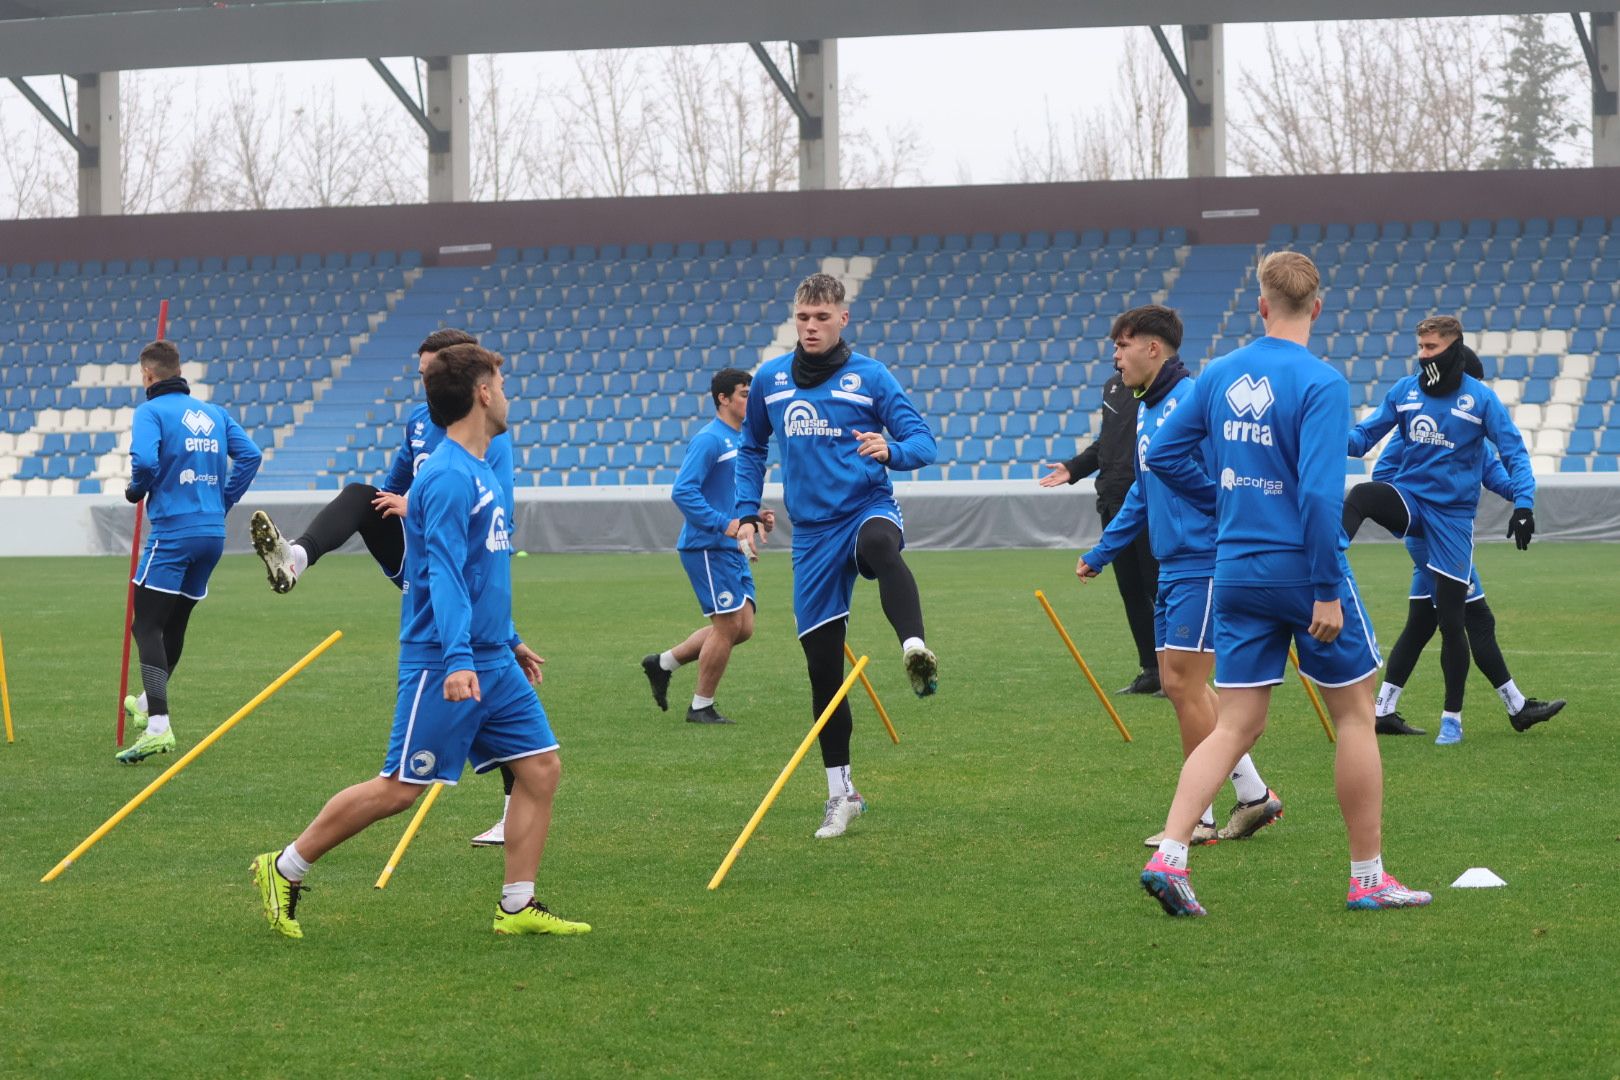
182, 409, 215, 437
1222, 375, 1275, 446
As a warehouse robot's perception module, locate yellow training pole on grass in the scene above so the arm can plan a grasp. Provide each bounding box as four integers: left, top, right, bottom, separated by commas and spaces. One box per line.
1288, 645, 1336, 743
42, 630, 343, 882
1034, 590, 1132, 743
0, 630, 14, 744
843, 641, 899, 744
375, 782, 444, 889
708, 656, 868, 891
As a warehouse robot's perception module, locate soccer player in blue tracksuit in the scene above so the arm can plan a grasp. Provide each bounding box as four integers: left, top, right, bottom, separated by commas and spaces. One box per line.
1344, 315, 1538, 745
641, 368, 775, 725
117, 340, 261, 764
1367, 404, 1564, 738
1075, 306, 1283, 847
733, 273, 938, 839
249, 329, 531, 846
1139, 251, 1431, 916
252, 344, 589, 940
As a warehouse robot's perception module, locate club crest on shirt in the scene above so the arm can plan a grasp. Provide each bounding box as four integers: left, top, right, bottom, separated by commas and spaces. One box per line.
839, 372, 863, 393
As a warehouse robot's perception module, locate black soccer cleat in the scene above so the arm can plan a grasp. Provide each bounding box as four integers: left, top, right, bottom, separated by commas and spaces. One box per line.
1376, 711, 1428, 736
641, 654, 671, 712
685, 704, 735, 725
1118, 669, 1161, 696
1509, 697, 1565, 733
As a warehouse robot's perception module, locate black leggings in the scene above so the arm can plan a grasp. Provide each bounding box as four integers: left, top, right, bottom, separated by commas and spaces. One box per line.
1345, 482, 1471, 711
1098, 500, 1159, 670
1384, 597, 1514, 694
295, 482, 406, 586
801, 519, 927, 769
131, 585, 198, 717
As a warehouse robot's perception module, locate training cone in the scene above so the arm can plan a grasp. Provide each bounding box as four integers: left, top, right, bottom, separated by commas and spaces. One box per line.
1450, 867, 1507, 888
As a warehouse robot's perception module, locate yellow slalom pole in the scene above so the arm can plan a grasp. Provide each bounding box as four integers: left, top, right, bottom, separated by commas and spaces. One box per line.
1288, 645, 1336, 743
42, 630, 343, 882
1035, 590, 1132, 743
708, 656, 868, 891
844, 641, 899, 744
375, 782, 444, 890
0, 630, 14, 744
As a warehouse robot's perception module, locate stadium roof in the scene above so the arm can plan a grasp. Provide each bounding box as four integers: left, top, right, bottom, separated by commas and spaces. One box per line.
0, 0, 1585, 78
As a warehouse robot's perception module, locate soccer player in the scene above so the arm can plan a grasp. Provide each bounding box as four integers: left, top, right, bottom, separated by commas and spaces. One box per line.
1040, 370, 1162, 695
1074, 306, 1283, 846
1344, 315, 1537, 745
1368, 393, 1565, 737
733, 272, 938, 839
117, 340, 262, 764
641, 367, 775, 725
250, 328, 530, 846
251, 343, 588, 940
1140, 251, 1430, 916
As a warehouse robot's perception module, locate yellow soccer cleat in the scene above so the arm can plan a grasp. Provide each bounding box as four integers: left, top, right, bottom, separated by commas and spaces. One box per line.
114, 728, 174, 764
492, 899, 591, 936
251, 851, 306, 939
123, 695, 149, 733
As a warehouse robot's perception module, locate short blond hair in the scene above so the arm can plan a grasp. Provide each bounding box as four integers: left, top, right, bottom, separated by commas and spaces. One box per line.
794, 272, 846, 307
1415, 315, 1462, 342
1257, 251, 1320, 317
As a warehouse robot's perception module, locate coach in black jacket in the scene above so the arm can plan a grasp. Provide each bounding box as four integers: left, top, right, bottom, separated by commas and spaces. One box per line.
1040, 372, 1161, 694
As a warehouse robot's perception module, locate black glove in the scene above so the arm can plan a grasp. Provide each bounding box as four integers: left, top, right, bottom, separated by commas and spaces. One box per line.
1507, 508, 1534, 550
124, 487, 145, 505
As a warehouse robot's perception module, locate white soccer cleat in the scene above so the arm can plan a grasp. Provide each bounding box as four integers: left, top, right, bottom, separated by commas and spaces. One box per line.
903, 644, 938, 697
250, 511, 299, 594
470, 820, 506, 847
814, 793, 866, 839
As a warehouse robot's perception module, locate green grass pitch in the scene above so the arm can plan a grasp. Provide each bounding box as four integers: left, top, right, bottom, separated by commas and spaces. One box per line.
2, 543, 1617, 1077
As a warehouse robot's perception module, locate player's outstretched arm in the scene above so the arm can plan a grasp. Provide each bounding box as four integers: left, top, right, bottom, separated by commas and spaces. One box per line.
1079, 478, 1147, 576
871, 372, 937, 471
1347, 388, 1399, 458
672, 432, 732, 536
126, 406, 160, 501
1298, 378, 1354, 600
733, 378, 772, 520
419, 475, 477, 675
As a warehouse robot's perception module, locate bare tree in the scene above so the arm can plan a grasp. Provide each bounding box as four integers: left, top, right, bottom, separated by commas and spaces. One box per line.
0, 98, 74, 219
1008, 102, 1119, 182
1231, 19, 1494, 175
285, 86, 372, 207
471, 54, 540, 201
220, 70, 289, 210
563, 49, 662, 197
838, 77, 927, 189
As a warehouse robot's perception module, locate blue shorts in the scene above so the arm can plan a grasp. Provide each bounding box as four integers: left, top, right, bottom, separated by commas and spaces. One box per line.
790, 499, 905, 637
1156, 577, 1216, 653
1404, 537, 1485, 603
1391, 488, 1475, 586
133, 533, 224, 601
380, 658, 558, 786
679, 547, 756, 617
1213, 576, 1382, 689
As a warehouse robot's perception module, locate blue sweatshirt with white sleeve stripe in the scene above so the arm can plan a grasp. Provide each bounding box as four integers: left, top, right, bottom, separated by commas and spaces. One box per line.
673, 417, 742, 550
127, 379, 261, 538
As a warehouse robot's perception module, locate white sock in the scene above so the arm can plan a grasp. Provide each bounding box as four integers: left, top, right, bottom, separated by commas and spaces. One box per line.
137, 692, 148, 711
500, 880, 534, 913
145, 713, 170, 736
826, 765, 853, 798
277, 842, 312, 882
659, 650, 680, 672
901, 636, 925, 654
1351, 855, 1384, 890
692, 694, 715, 710
1374, 681, 1403, 716
1496, 680, 1526, 713
1200, 807, 1216, 827
290, 543, 309, 577
1442, 709, 1463, 727
1229, 754, 1268, 804
1156, 838, 1189, 870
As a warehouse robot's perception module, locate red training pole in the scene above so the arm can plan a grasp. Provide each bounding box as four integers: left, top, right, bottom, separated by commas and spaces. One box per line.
116, 300, 168, 746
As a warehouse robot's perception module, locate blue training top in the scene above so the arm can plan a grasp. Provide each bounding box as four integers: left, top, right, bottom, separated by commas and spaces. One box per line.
382, 402, 514, 508
673, 416, 744, 551
398, 438, 520, 673
1372, 425, 1517, 503
128, 382, 262, 538
735, 349, 935, 528
1081, 377, 1217, 582
1145, 336, 1350, 601
1349, 373, 1533, 514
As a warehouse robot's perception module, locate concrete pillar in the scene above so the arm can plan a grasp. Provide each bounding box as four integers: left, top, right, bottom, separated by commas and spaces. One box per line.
1594, 12, 1619, 167
1184, 25, 1225, 178
75, 72, 121, 216
425, 55, 469, 202
794, 39, 839, 190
